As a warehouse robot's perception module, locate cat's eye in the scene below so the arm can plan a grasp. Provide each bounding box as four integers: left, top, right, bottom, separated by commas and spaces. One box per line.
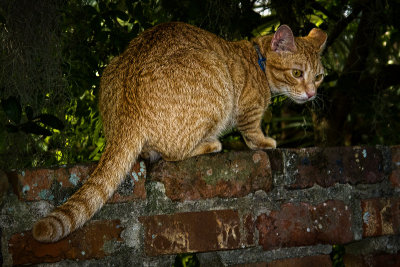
315, 74, 324, 82
292, 69, 303, 78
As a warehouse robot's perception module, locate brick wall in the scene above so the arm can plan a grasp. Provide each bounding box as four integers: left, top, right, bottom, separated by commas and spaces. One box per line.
1, 146, 400, 266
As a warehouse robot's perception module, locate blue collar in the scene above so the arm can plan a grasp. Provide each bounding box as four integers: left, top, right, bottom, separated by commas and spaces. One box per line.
254, 44, 266, 72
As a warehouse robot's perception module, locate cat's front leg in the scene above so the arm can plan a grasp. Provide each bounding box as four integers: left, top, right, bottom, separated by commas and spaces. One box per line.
237, 108, 277, 150
242, 129, 276, 149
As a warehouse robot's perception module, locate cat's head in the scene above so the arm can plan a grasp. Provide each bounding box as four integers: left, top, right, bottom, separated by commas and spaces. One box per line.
266, 25, 327, 104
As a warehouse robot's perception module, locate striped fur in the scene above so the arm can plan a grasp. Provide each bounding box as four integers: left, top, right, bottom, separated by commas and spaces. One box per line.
33, 22, 327, 242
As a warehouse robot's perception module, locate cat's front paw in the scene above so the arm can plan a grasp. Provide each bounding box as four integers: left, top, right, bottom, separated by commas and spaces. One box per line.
244, 136, 277, 150
264, 137, 277, 149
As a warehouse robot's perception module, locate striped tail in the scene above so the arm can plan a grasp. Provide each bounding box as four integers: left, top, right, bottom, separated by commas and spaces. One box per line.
32, 135, 143, 242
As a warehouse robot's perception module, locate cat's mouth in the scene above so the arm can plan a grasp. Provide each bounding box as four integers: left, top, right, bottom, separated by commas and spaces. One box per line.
272, 87, 316, 104
288, 92, 315, 104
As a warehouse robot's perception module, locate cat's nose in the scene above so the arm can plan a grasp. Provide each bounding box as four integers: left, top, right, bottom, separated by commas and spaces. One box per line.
306, 90, 315, 98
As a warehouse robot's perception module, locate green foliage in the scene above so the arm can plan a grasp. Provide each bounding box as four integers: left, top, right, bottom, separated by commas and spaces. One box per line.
0, 0, 168, 168
0, 0, 69, 168
331, 244, 345, 267
2, 97, 64, 136
161, 0, 261, 39
173, 253, 199, 267
59, 0, 169, 165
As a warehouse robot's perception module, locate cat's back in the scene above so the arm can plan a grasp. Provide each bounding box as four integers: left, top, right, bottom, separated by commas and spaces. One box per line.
100, 22, 235, 130
102, 22, 230, 95
127, 22, 224, 58
114, 22, 233, 98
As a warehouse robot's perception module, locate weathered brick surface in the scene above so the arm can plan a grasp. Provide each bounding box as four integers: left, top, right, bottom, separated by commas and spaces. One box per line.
8, 160, 146, 204
256, 200, 353, 250
265, 149, 284, 174
1, 147, 399, 265
8, 220, 123, 265
362, 198, 400, 237
232, 255, 332, 267
150, 151, 272, 201
390, 146, 400, 188
244, 214, 255, 246
139, 210, 252, 256
284, 147, 385, 189
344, 253, 400, 267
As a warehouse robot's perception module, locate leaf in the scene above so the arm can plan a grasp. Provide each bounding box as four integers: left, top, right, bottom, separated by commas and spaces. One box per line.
36, 114, 65, 130
1, 96, 22, 124
20, 121, 52, 136
130, 22, 140, 36
88, 140, 104, 160
111, 10, 129, 21
262, 110, 273, 123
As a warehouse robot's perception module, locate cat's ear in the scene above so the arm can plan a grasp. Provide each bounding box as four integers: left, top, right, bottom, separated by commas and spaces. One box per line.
307, 28, 328, 53
271, 25, 297, 53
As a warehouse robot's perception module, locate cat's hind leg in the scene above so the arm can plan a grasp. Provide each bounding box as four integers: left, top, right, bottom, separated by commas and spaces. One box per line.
189, 138, 222, 157
140, 149, 162, 163
160, 139, 222, 161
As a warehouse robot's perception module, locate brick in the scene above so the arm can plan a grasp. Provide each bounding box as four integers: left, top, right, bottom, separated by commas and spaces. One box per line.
139, 210, 252, 256
265, 149, 284, 174
344, 253, 400, 267
256, 200, 353, 250
113, 160, 147, 202
390, 146, 400, 187
284, 147, 385, 189
231, 263, 267, 267
8, 220, 123, 265
150, 151, 272, 201
232, 255, 332, 267
244, 214, 255, 246
361, 198, 400, 237
8, 160, 146, 204
268, 255, 332, 267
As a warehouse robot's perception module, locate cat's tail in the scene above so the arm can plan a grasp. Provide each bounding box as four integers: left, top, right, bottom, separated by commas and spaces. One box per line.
32, 132, 144, 242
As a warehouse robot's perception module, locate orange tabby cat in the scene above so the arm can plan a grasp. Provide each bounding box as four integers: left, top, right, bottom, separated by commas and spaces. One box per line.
33, 22, 327, 242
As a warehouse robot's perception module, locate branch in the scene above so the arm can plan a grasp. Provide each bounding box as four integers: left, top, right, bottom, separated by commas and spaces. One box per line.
269, 0, 299, 34
258, 15, 278, 26
342, 0, 386, 74
325, 5, 362, 49
309, 1, 340, 21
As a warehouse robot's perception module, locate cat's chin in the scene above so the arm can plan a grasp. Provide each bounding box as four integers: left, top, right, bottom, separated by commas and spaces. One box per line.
296, 98, 308, 104
287, 92, 315, 104
272, 90, 312, 104
290, 96, 312, 104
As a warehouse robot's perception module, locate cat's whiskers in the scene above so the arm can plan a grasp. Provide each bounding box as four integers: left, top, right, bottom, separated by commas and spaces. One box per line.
268, 93, 289, 103
310, 93, 326, 111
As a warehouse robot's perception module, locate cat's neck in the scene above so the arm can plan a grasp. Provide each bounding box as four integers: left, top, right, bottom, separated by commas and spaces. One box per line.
223, 36, 273, 108
251, 35, 273, 60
